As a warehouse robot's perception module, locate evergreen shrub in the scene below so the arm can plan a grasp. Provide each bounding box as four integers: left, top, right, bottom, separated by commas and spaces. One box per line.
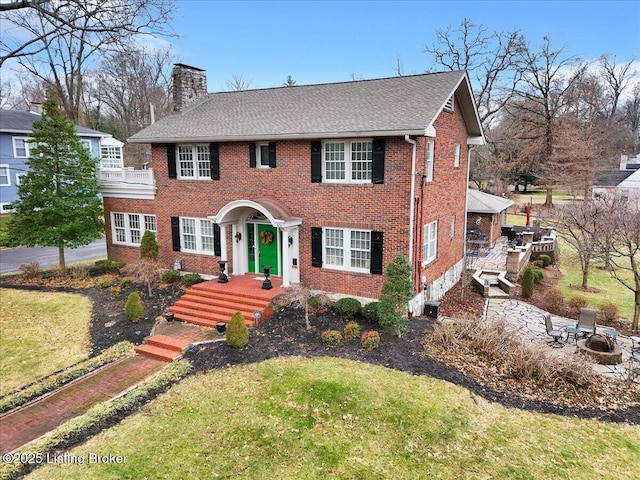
125, 292, 144, 322
226, 312, 249, 348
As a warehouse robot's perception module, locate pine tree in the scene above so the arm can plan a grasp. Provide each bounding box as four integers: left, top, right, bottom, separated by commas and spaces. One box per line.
139, 230, 159, 260
7, 98, 104, 273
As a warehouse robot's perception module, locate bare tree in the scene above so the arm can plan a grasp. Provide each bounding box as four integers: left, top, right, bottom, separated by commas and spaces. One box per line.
225, 74, 252, 92
508, 35, 585, 207
1, 0, 176, 121
599, 54, 637, 124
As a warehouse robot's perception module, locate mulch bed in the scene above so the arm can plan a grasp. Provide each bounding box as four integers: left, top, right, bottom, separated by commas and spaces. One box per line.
1, 273, 638, 425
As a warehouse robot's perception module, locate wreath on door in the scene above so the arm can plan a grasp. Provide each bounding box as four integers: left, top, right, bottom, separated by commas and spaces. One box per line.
260, 230, 274, 245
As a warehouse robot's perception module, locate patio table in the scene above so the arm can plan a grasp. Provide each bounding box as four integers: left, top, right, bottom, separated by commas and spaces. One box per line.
563, 326, 580, 344
602, 328, 619, 345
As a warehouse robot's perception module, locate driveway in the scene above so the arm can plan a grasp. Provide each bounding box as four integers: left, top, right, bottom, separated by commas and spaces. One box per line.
0, 237, 107, 274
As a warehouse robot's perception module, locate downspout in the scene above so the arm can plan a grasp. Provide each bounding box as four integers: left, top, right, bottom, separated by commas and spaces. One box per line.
405, 134, 417, 265
463, 146, 474, 259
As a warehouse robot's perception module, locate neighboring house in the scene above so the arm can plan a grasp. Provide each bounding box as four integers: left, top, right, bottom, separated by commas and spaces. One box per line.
466, 189, 514, 247
101, 64, 484, 309
593, 154, 640, 202
0, 109, 124, 213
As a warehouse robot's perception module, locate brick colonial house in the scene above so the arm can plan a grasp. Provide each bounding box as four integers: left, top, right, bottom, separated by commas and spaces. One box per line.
100, 64, 484, 311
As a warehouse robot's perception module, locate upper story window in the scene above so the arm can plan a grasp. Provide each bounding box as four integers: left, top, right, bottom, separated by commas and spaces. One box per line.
0, 165, 10, 186
112, 212, 157, 246
257, 143, 272, 168
16, 173, 27, 186
81, 140, 92, 153
323, 140, 372, 183
100, 145, 123, 169
454, 143, 461, 168
425, 140, 434, 182
178, 144, 211, 179
13, 137, 34, 158
423, 220, 438, 265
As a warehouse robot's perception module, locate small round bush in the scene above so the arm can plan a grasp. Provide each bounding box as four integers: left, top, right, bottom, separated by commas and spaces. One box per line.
226, 312, 249, 348
125, 292, 144, 322
545, 287, 565, 313
362, 301, 380, 322
361, 330, 381, 351
162, 269, 182, 284
528, 265, 543, 284
568, 295, 588, 312
598, 302, 619, 322
333, 297, 362, 317
94, 259, 126, 275
120, 278, 133, 288
521, 267, 534, 298
344, 321, 361, 340
532, 259, 545, 268
181, 273, 204, 287
537, 254, 552, 267
321, 330, 343, 347
98, 279, 113, 289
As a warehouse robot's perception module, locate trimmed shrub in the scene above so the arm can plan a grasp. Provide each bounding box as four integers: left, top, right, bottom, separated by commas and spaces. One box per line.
521, 267, 534, 298
98, 279, 112, 289
377, 299, 408, 336
531, 265, 544, 284
361, 330, 381, 351
161, 269, 182, 284
120, 279, 133, 288
545, 287, 565, 313
139, 230, 159, 260
226, 312, 249, 348
321, 330, 343, 347
181, 273, 204, 287
94, 259, 126, 274
344, 321, 361, 340
308, 293, 331, 312
568, 295, 588, 312
532, 259, 545, 268
125, 292, 144, 322
598, 302, 619, 322
362, 301, 380, 323
333, 297, 362, 317
538, 254, 552, 267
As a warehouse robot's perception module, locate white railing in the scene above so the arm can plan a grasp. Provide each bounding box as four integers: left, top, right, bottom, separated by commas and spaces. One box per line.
97, 168, 155, 186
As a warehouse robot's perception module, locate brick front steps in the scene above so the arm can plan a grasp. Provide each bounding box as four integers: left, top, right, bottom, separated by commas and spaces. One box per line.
166, 277, 281, 329
135, 334, 192, 362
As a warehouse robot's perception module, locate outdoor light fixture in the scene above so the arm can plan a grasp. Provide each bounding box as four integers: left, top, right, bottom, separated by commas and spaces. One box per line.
234, 232, 242, 242
288, 235, 293, 247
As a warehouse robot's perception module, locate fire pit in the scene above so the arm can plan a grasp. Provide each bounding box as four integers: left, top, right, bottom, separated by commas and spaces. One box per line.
576, 334, 622, 365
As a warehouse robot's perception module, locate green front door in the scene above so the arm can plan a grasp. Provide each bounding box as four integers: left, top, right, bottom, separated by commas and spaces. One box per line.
248, 224, 279, 276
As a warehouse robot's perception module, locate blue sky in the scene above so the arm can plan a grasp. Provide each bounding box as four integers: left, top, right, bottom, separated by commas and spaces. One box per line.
171, 0, 640, 91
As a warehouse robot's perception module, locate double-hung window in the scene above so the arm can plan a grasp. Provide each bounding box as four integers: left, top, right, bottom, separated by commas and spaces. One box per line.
454, 143, 461, 168
323, 140, 373, 183
178, 145, 211, 179
0, 165, 10, 186
180, 217, 216, 254
423, 221, 437, 265
112, 213, 157, 246
13, 137, 33, 158
323, 227, 371, 272
81, 140, 92, 153
257, 143, 271, 168
425, 140, 434, 182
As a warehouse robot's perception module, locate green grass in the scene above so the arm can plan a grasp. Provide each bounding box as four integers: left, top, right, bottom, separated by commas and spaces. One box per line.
26, 357, 640, 479
554, 240, 634, 321
0, 288, 92, 396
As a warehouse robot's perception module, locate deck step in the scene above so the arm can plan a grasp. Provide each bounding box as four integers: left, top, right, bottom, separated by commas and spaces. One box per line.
135, 344, 180, 362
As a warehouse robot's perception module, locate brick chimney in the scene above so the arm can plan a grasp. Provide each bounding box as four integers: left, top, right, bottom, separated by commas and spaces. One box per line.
172, 64, 207, 111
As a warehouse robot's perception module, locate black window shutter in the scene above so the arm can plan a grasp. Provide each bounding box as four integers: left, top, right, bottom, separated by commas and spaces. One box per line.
311, 227, 323, 267
372, 138, 385, 184
310, 141, 322, 183
268, 142, 277, 168
171, 216, 181, 252
209, 143, 220, 180
214, 224, 221, 257
249, 143, 256, 168
370, 231, 384, 274
167, 144, 177, 179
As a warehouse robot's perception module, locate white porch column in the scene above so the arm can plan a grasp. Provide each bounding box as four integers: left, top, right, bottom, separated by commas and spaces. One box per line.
281, 228, 291, 287
220, 224, 228, 264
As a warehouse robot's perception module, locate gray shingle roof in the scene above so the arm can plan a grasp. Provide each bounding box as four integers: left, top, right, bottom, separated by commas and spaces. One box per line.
0, 109, 108, 137
129, 71, 483, 143
467, 189, 514, 214
593, 169, 634, 187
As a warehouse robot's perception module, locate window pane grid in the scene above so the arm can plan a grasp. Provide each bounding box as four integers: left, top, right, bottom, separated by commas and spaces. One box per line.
200, 219, 214, 251
144, 215, 157, 233
197, 145, 211, 177
100, 146, 123, 169
350, 230, 370, 269
351, 142, 372, 181
113, 213, 126, 243
324, 143, 345, 180
178, 146, 194, 177
0, 166, 9, 186
181, 218, 197, 250
325, 228, 344, 266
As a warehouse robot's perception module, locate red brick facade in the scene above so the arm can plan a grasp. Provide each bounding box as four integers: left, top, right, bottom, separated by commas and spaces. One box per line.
104, 101, 471, 299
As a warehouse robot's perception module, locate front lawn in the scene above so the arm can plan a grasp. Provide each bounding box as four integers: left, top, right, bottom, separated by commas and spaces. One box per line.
26, 356, 640, 479
0, 288, 92, 395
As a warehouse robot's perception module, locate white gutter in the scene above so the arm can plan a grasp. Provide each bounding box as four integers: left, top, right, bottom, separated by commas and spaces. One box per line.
405, 135, 417, 264
463, 145, 473, 258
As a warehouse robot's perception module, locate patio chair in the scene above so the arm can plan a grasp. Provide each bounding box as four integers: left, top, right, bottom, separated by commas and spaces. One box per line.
544, 313, 566, 347
576, 308, 597, 337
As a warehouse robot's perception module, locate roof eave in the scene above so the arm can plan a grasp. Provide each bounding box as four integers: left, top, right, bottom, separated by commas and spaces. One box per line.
127, 129, 427, 144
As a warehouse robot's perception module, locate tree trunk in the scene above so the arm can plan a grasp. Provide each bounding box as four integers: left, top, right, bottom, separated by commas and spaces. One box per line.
581, 269, 589, 289
543, 188, 554, 208
58, 246, 66, 274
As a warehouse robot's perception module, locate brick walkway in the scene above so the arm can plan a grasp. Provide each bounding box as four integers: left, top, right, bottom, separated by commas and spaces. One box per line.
0, 356, 164, 454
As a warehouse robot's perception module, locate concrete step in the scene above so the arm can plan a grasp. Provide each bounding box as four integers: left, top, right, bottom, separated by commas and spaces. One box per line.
145, 334, 192, 353
135, 344, 180, 362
